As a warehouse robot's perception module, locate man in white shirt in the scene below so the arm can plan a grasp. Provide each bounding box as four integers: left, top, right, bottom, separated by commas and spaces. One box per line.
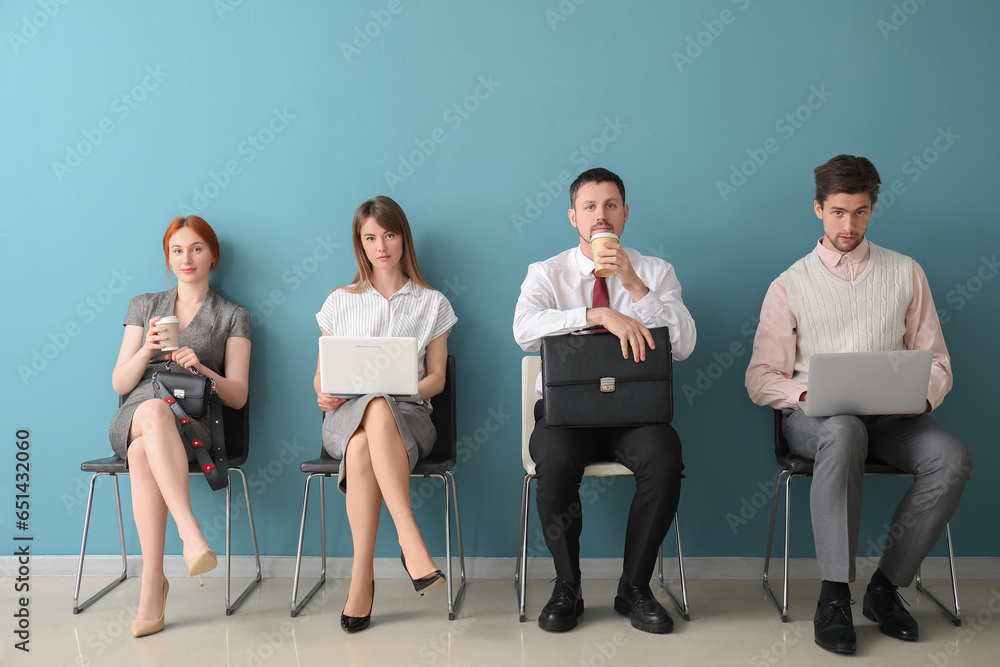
513, 168, 696, 633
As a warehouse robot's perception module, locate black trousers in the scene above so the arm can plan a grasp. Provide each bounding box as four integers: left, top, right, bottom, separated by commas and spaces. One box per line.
529, 400, 683, 587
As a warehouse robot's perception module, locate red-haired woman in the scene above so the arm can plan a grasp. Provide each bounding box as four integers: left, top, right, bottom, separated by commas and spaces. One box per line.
313, 196, 456, 632
109, 216, 251, 637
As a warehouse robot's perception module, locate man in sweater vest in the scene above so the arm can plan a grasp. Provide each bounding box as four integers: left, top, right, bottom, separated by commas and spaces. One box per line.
745, 155, 971, 655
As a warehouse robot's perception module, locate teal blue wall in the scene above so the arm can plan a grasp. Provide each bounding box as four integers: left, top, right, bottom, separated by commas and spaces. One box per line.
3, 1, 998, 562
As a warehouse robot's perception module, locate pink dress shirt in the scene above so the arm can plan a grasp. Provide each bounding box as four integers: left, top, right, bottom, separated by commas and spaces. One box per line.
745, 239, 953, 411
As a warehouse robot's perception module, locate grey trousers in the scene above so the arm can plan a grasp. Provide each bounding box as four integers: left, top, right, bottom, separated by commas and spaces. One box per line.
782, 409, 971, 586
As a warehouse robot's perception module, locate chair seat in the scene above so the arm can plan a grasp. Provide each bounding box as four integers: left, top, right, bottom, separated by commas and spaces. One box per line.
300, 456, 457, 475
82, 456, 249, 474
780, 454, 905, 476
81, 457, 128, 473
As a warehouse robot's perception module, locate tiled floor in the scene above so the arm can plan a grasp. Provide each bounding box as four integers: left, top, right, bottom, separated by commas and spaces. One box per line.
11, 576, 1000, 666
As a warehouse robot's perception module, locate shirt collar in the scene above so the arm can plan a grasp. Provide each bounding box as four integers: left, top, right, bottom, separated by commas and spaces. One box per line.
365, 278, 415, 297
815, 237, 870, 269
573, 246, 596, 276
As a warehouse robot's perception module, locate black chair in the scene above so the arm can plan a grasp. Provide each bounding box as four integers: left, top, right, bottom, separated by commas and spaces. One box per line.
763, 410, 960, 625
290, 355, 466, 619
73, 400, 262, 616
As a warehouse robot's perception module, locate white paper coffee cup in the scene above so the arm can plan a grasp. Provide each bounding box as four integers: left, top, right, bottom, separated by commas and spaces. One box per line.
590, 232, 620, 278
156, 316, 180, 351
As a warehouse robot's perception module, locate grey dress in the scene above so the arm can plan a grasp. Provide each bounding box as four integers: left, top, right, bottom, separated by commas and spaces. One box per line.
108, 287, 252, 460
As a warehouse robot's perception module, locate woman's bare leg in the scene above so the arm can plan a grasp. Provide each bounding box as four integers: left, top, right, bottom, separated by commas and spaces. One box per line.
359, 398, 438, 579
126, 399, 212, 622
126, 436, 168, 621
343, 430, 381, 616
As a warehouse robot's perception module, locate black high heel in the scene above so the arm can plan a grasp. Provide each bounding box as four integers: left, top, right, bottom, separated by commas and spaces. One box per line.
341, 581, 374, 633
401, 553, 445, 595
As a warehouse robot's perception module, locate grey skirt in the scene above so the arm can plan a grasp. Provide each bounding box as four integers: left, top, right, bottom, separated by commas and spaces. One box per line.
321, 394, 435, 493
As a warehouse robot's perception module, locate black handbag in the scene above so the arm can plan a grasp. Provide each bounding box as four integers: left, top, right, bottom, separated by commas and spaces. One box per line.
540, 326, 673, 428
152, 363, 211, 417
151, 363, 229, 491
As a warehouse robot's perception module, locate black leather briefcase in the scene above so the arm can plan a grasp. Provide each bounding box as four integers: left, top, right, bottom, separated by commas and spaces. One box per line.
540, 326, 672, 428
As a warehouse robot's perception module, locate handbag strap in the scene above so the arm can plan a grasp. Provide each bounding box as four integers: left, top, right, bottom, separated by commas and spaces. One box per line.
151, 375, 229, 491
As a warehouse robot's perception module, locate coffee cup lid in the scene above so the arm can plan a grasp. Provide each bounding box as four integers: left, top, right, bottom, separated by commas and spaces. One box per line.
156, 316, 179, 323
590, 232, 619, 241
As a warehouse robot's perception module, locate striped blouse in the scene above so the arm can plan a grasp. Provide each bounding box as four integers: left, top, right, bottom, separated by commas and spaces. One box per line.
316, 280, 457, 381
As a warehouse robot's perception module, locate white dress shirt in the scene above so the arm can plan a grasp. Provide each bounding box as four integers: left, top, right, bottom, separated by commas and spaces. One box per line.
513, 245, 697, 387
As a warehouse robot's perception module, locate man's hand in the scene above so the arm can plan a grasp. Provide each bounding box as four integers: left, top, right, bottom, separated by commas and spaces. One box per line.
587, 308, 655, 361
596, 245, 649, 301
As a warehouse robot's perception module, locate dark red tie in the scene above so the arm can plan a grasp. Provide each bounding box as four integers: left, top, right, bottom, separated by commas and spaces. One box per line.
591, 271, 609, 332
592, 271, 609, 308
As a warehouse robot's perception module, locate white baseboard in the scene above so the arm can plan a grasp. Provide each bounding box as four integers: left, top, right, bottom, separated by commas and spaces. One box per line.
6, 556, 1000, 581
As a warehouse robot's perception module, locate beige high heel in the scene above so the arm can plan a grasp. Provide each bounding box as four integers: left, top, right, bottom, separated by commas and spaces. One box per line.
132, 579, 169, 637
186, 549, 217, 587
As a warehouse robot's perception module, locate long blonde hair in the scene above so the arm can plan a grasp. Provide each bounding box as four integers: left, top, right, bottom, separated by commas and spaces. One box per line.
341, 196, 430, 293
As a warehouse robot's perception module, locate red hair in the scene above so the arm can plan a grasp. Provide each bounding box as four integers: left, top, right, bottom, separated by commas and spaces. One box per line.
162, 216, 220, 270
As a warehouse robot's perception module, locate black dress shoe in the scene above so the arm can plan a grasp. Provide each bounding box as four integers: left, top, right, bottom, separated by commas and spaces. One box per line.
341, 581, 374, 634
401, 553, 445, 595
538, 579, 584, 632
613, 581, 673, 634
814, 599, 856, 654
863, 582, 919, 641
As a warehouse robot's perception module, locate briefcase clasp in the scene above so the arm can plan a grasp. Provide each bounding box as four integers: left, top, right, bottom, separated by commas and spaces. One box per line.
600, 377, 615, 393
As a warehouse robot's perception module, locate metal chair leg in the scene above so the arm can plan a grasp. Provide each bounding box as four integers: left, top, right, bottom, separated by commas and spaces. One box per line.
515, 474, 533, 622
763, 470, 792, 622
291, 474, 327, 617
225, 468, 262, 615
915, 523, 962, 626
657, 512, 690, 621
73, 473, 128, 614
444, 471, 467, 620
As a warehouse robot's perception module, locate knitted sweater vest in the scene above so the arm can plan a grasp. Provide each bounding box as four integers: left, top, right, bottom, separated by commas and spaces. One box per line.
783, 242, 912, 386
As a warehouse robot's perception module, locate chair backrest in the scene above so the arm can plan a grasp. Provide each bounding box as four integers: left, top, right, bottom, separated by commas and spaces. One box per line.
426, 355, 457, 464
521, 356, 541, 475
773, 409, 790, 465
224, 401, 250, 466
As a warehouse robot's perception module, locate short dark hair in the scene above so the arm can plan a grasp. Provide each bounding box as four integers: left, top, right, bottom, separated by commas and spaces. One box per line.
569, 167, 626, 208
814, 154, 881, 207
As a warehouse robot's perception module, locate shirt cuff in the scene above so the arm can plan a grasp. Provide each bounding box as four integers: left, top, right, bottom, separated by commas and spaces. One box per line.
630, 289, 662, 322
565, 306, 589, 331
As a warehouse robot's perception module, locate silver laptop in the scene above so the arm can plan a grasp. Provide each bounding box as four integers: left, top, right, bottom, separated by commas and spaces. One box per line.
319, 336, 420, 401
798, 350, 932, 417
